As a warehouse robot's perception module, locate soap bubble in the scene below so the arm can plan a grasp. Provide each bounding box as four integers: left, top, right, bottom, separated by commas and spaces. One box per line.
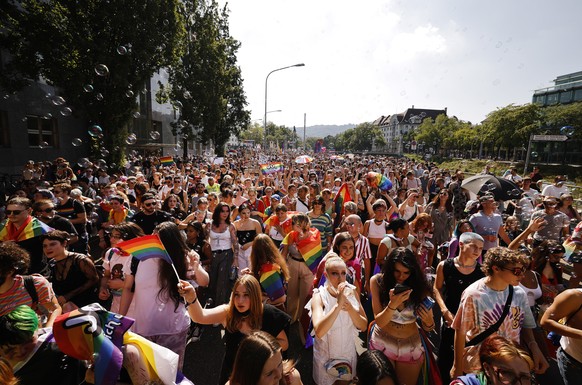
21, 117, 28, 122
132, 111, 141, 118
51, 96, 66, 106
60, 107, 72, 116
117, 45, 128, 55
38, 141, 49, 149
531, 152, 538, 159
78, 158, 91, 168
43, 113, 53, 119
83, 84, 94, 93
126, 133, 137, 145
95, 93, 104, 101
94, 64, 109, 76
149, 131, 160, 140
100, 148, 110, 157
125, 90, 134, 98
173, 101, 183, 109
72, 138, 83, 147
183, 90, 191, 99
88, 125, 103, 137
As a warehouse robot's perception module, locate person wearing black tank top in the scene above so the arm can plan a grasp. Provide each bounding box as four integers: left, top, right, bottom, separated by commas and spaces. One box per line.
434, 232, 485, 383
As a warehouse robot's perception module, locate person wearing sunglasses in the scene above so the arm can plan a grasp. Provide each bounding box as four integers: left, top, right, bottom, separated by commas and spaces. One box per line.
451, 335, 535, 385
129, 193, 172, 235
529, 196, 570, 247
451, 247, 549, 379
0, 197, 52, 277
32, 199, 78, 246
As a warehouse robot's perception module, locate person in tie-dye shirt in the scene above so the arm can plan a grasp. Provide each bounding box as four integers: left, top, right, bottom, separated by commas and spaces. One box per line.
451, 247, 549, 378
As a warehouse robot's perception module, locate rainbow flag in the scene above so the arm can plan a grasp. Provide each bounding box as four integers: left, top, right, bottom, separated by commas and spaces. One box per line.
160, 156, 175, 166
0, 217, 52, 242
53, 304, 132, 385
333, 183, 352, 228
366, 171, 393, 191
53, 303, 191, 385
260, 163, 284, 175
259, 263, 286, 301
116, 234, 173, 264
283, 228, 323, 273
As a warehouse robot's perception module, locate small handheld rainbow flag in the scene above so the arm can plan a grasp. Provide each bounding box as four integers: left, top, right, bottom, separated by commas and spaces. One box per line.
283, 228, 323, 273
260, 163, 284, 175
259, 263, 286, 301
116, 234, 173, 264
160, 156, 175, 166
333, 183, 352, 228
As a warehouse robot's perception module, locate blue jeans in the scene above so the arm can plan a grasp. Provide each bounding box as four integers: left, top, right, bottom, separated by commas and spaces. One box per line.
558, 347, 582, 385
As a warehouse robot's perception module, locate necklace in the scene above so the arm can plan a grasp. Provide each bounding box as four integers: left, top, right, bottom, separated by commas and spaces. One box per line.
455, 257, 477, 268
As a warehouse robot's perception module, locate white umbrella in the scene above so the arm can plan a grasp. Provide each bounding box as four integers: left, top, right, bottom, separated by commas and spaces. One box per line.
295, 155, 314, 164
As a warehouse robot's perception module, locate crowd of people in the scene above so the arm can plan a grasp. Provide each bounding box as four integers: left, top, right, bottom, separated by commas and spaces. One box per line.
1, 149, 582, 385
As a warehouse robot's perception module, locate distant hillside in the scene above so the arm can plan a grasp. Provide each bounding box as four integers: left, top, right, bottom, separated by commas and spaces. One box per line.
304, 124, 356, 138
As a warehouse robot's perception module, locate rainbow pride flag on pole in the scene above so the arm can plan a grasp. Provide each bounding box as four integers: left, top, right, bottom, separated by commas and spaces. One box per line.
0, 217, 52, 242
260, 163, 284, 175
282, 228, 323, 273
333, 183, 352, 228
259, 263, 286, 301
116, 234, 173, 264
160, 156, 175, 166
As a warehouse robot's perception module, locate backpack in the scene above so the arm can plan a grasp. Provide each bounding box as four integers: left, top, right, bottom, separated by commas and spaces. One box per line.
23, 275, 39, 306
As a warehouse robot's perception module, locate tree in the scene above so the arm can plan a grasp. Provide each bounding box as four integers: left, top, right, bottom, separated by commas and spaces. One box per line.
0, 0, 185, 165
158, 0, 250, 157
543, 101, 582, 139
482, 104, 541, 159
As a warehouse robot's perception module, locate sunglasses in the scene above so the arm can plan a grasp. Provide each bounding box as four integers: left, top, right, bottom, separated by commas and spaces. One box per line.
40, 208, 54, 213
53, 190, 63, 193
500, 266, 526, 276
143, 202, 156, 207
5, 209, 24, 215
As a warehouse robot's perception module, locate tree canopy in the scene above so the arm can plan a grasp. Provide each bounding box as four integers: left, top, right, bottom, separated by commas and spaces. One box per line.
157, 0, 250, 157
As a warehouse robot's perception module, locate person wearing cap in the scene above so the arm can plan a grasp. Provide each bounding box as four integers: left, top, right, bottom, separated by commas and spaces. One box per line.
530, 196, 570, 247
264, 194, 281, 217
469, 195, 511, 254
542, 176, 570, 198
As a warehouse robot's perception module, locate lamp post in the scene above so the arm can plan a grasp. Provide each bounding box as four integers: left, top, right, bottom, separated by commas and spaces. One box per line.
264, 63, 305, 148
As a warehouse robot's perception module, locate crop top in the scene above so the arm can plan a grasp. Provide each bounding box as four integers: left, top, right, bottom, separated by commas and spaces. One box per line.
391, 304, 417, 325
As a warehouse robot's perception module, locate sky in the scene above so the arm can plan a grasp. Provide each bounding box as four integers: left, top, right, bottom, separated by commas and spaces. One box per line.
217, 0, 582, 130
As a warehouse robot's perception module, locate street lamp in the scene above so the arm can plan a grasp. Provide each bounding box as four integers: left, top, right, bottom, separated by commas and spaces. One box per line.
264, 63, 305, 148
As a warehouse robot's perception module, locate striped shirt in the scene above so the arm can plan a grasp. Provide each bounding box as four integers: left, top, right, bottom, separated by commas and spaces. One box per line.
354, 234, 372, 264
309, 213, 333, 250
0, 274, 54, 316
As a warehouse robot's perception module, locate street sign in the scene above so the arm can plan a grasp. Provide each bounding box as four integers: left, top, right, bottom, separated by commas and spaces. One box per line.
532, 134, 568, 142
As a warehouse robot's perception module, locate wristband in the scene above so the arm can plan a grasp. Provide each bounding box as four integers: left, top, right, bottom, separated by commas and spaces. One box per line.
185, 297, 198, 308
388, 305, 397, 311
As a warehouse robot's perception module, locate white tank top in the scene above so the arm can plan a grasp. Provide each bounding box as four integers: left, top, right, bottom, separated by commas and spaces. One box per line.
209, 227, 232, 251
367, 220, 387, 238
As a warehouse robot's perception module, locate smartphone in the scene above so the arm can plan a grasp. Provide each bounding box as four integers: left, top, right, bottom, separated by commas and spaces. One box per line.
393, 283, 410, 295
421, 296, 435, 310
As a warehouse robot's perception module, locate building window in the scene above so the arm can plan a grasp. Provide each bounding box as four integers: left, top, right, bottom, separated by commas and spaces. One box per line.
560, 90, 573, 103
574, 89, 582, 102
26, 115, 58, 148
547, 93, 559, 105
0, 110, 10, 147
